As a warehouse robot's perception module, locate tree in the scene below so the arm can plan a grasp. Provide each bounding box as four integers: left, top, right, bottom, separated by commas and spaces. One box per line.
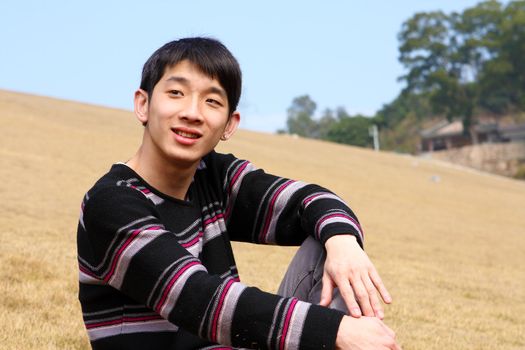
398, 0, 525, 128
317, 108, 337, 139
374, 92, 432, 130
286, 95, 318, 137
478, 1, 525, 112
325, 108, 373, 148
398, 10, 478, 135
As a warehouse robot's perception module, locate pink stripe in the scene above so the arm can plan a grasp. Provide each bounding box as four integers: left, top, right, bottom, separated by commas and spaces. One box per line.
141, 188, 151, 194
259, 180, 294, 242
79, 265, 97, 277
302, 193, 322, 206
155, 261, 201, 313
86, 315, 162, 329
211, 279, 235, 342
204, 213, 224, 226
103, 225, 162, 283
279, 298, 298, 350
228, 161, 249, 194
224, 162, 250, 219
315, 213, 363, 239
181, 232, 203, 248
86, 318, 123, 329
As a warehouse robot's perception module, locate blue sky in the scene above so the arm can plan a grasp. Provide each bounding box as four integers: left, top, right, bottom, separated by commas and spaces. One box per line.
1, 1, 493, 132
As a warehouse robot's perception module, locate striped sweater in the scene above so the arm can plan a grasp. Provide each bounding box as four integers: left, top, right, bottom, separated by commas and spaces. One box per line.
77, 151, 364, 350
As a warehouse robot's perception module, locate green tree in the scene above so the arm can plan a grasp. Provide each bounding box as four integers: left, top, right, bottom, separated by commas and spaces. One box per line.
398, 1, 525, 127
286, 95, 318, 137
398, 10, 478, 134
325, 108, 373, 147
478, 1, 525, 112
317, 108, 336, 139
374, 92, 432, 130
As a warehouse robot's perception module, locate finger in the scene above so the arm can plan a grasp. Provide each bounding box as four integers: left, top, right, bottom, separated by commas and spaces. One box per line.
319, 274, 334, 307
370, 267, 392, 304
363, 275, 384, 319
336, 277, 362, 317
350, 277, 374, 317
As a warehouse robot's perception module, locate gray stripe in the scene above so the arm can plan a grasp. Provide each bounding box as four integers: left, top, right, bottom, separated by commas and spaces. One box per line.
159, 263, 207, 318
202, 218, 226, 244
203, 278, 230, 339
83, 306, 124, 317
225, 161, 257, 221
251, 177, 283, 242
87, 319, 178, 341
108, 228, 167, 289
147, 256, 190, 307
266, 298, 285, 349
216, 282, 247, 346
277, 298, 294, 344
78, 215, 157, 271
284, 300, 310, 350
172, 218, 201, 237
176, 223, 202, 243
264, 181, 307, 244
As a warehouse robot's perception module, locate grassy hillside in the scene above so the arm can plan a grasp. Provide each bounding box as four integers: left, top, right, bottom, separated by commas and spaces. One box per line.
1, 89, 524, 349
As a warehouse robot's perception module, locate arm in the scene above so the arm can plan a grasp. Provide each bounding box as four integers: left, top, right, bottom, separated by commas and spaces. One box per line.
220, 154, 363, 246
78, 186, 344, 349
219, 153, 391, 318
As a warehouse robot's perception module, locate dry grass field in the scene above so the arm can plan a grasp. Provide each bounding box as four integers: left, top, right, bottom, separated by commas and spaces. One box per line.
1, 89, 524, 349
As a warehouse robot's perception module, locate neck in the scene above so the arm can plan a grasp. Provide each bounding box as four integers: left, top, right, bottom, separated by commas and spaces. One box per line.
126, 146, 199, 200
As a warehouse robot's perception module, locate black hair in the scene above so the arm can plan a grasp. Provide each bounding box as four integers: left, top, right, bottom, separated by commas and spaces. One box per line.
140, 37, 242, 115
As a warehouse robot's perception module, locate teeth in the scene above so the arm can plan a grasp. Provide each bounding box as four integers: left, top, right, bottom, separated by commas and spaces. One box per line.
175, 130, 199, 139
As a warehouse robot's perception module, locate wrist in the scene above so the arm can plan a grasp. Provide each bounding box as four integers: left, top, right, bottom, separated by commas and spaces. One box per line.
335, 316, 351, 350
325, 234, 357, 250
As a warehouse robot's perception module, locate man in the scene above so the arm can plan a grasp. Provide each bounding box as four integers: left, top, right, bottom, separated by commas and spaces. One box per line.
77, 37, 400, 349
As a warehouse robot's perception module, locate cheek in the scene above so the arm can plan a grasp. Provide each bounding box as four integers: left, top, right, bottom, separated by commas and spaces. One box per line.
209, 111, 230, 128
153, 104, 173, 119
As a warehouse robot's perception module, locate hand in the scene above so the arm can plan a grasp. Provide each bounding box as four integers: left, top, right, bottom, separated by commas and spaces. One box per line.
335, 316, 401, 350
321, 235, 391, 319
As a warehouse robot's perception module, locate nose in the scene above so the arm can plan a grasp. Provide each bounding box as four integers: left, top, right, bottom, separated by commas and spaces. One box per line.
179, 96, 203, 123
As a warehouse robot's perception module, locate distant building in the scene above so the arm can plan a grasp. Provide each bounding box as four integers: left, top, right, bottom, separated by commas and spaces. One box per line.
420, 120, 525, 152
500, 123, 525, 142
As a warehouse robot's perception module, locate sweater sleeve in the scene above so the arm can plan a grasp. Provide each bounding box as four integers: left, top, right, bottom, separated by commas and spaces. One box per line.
78, 185, 345, 350
217, 153, 364, 247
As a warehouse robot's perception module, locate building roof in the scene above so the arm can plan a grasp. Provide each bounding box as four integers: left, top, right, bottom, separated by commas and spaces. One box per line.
421, 120, 463, 139
421, 120, 501, 140
500, 123, 525, 139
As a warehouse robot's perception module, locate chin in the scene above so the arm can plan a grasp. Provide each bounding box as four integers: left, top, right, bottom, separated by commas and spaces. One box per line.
165, 150, 205, 167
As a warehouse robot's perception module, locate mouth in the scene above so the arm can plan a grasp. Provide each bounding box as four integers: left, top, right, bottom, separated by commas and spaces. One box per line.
171, 128, 202, 139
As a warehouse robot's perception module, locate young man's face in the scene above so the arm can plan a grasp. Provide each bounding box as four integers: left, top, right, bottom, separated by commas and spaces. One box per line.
135, 60, 240, 168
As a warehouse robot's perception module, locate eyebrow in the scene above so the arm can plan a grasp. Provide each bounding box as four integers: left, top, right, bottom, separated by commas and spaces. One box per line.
165, 76, 227, 99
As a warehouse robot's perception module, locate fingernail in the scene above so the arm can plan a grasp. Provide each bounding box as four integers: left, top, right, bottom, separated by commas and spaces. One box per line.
351, 308, 361, 316
377, 310, 384, 319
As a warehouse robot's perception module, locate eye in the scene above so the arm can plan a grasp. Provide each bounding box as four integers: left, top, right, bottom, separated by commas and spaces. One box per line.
206, 98, 223, 107
168, 90, 183, 96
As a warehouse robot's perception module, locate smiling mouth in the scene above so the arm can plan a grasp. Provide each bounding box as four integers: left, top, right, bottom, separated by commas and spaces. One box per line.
172, 129, 201, 139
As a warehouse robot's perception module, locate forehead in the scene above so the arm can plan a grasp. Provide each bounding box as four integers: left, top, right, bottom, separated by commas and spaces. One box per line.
160, 60, 222, 87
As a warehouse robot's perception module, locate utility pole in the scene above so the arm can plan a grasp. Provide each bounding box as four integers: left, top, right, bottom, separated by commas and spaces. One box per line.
369, 124, 380, 151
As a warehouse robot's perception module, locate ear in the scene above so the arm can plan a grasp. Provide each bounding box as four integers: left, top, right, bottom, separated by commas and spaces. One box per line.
221, 111, 240, 141
134, 89, 149, 125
